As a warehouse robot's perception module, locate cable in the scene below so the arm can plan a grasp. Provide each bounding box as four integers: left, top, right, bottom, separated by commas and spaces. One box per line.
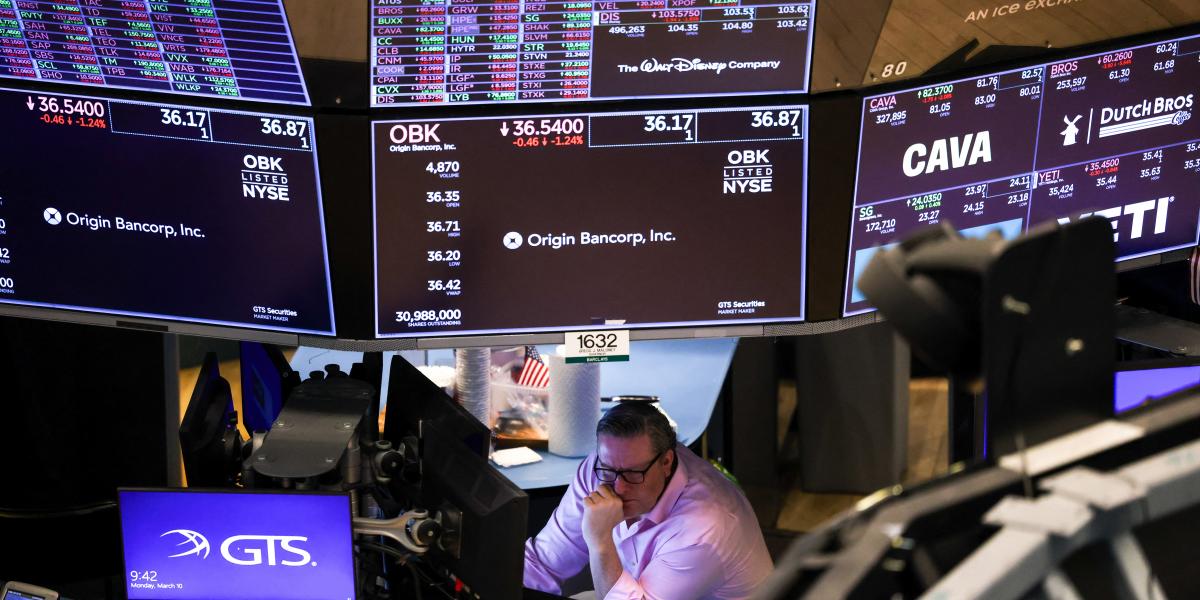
359, 539, 410, 565
999, 228, 1069, 498
0, 501, 116, 519
358, 540, 423, 600
405, 556, 459, 600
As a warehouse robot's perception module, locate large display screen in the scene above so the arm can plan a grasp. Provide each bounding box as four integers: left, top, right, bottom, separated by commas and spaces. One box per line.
373, 106, 807, 338
845, 33, 1200, 316
0, 0, 309, 105
118, 490, 355, 600
0, 86, 335, 335
369, 0, 814, 106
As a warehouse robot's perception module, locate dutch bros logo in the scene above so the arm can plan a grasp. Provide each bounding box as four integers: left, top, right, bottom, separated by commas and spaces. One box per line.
163, 530, 313, 566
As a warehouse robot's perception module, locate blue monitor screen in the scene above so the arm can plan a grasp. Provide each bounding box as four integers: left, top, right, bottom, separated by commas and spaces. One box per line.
846, 32, 1200, 316
1114, 364, 1200, 413
0, 0, 310, 105
4, 592, 47, 600
118, 490, 355, 600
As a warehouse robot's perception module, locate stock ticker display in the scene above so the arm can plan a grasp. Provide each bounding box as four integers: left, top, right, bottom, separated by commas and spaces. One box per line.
845, 33, 1200, 315
0, 86, 335, 334
0, 0, 310, 105
373, 106, 807, 337
369, 0, 814, 105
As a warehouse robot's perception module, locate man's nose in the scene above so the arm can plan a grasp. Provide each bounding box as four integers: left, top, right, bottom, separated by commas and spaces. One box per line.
614, 477, 631, 496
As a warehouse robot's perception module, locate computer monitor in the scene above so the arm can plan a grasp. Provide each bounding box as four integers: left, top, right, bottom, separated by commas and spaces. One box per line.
414, 420, 528, 600
383, 354, 490, 458
1115, 359, 1200, 413
0, 2, 309, 105
372, 105, 808, 340
178, 353, 241, 488
117, 489, 355, 600
369, 0, 816, 106
0, 86, 335, 337
238, 342, 300, 433
844, 31, 1200, 316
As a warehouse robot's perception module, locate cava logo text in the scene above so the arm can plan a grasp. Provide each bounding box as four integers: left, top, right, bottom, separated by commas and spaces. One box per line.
163, 530, 314, 567
617, 57, 781, 75
1056, 197, 1171, 241
241, 155, 289, 201
1100, 95, 1194, 125
869, 95, 897, 112
723, 149, 773, 194
903, 131, 992, 177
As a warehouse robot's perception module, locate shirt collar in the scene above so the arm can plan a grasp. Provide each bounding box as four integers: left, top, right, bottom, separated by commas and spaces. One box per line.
643, 446, 688, 526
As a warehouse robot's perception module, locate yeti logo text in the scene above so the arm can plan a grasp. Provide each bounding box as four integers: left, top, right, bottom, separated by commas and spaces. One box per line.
1056, 197, 1171, 242
390, 123, 441, 144
902, 131, 992, 177
162, 530, 210, 559
220, 535, 312, 566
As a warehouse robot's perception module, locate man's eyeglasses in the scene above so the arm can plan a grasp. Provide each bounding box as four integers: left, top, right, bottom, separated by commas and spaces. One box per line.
593, 450, 664, 484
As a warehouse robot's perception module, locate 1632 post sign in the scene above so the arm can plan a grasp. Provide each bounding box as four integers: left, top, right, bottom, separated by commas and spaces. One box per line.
565, 330, 630, 363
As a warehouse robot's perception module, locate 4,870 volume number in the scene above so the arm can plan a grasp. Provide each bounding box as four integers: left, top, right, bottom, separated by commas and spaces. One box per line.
396, 309, 462, 323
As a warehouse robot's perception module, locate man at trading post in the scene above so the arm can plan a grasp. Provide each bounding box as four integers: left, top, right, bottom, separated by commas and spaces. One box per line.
524, 402, 773, 598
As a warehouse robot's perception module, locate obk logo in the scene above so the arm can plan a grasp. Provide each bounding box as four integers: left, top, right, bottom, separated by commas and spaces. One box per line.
161, 530, 314, 566
723, 149, 773, 194
241, 154, 291, 201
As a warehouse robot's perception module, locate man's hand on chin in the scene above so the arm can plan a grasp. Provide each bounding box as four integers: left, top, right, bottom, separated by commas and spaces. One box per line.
582, 484, 625, 597
582, 484, 625, 546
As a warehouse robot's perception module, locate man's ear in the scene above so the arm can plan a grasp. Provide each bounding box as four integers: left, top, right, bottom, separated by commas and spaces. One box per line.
663, 448, 675, 469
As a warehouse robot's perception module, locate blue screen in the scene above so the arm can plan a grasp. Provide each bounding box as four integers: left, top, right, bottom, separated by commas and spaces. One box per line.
4, 591, 46, 600
118, 490, 355, 600
1114, 365, 1200, 413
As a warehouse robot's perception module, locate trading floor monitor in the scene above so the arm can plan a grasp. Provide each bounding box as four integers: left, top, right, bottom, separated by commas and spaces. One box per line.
372, 105, 808, 341
178, 353, 241, 488
412, 420, 528, 600
0, 87, 335, 337
370, 0, 816, 105
845, 31, 1200, 315
383, 354, 491, 459
117, 489, 356, 600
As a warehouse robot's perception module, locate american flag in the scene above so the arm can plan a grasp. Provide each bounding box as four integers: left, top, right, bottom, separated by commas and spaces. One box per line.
516, 346, 550, 388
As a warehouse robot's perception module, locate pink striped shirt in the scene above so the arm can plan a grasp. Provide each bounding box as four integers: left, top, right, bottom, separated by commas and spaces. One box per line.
524, 444, 773, 599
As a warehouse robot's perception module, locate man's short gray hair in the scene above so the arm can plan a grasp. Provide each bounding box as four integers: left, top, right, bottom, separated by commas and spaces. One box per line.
596, 402, 677, 455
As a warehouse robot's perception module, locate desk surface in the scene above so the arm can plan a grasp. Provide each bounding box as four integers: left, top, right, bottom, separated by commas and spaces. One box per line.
290, 338, 738, 490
